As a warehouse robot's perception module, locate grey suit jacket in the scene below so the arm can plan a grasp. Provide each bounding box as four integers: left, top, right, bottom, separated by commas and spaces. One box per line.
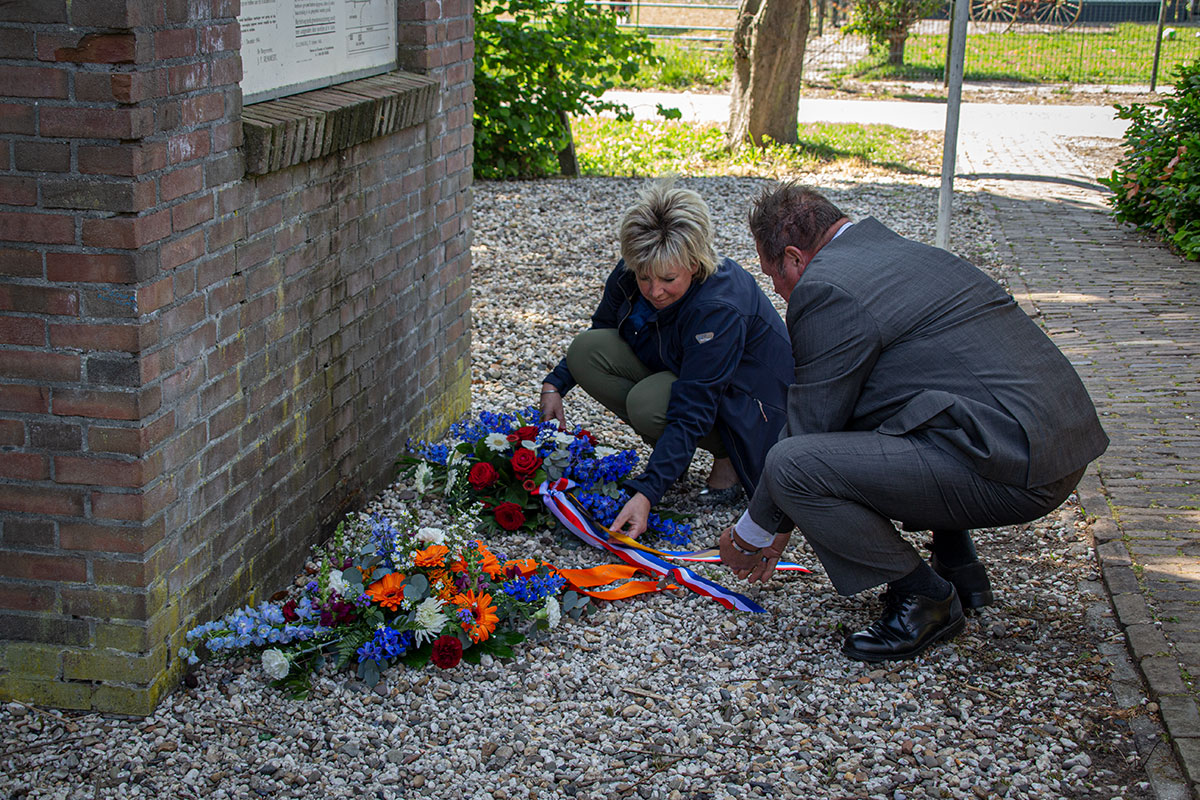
750, 217, 1108, 530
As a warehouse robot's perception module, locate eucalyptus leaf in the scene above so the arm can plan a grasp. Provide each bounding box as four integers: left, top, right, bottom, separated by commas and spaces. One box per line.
403, 573, 430, 601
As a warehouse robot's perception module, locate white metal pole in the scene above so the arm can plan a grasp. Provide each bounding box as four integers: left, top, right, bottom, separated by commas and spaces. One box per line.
936, 0, 971, 251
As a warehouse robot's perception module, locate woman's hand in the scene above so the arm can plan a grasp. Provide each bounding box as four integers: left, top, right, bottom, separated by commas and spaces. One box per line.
540, 384, 565, 428
611, 492, 651, 539
719, 526, 791, 584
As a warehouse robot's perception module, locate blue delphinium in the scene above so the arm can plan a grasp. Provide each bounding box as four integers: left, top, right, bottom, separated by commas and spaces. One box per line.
356, 625, 414, 665
184, 600, 326, 657
501, 572, 567, 603
573, 489, 694, 548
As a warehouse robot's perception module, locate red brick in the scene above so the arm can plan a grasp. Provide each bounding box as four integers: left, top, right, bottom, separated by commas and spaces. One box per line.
0, 316, 44, 346
54, 453, 159, 488
74, 71, 152, 105
89, 412, 173, 456
155, 27, 197, 60
211, 119, 241, 151
171, 195, 214, 232
0, 102, 35, 135
0, 28, 36, 59
168, 62, 208, 94
48, 32, 138, 64
0, 211, 75, 244
0, 384, 49, 413
0, 452, 49, 480
90, 481, 174, 522
161, 164, 203, 202
40, 106, 154, 140
81, 210, 172, 248
0, 285, 77, 316
0, 419, 23, 446
0, 350, 80, 381
168, 130, 210, 165
211, 53, 242, 86
49, 322, 144, 352
201, 22, 239, 54
46, 252, 153, 283
13, 141, 70, 173
78, 142, 167, 177
41, 178, 155, 213
0, 485, 83, 516
0, 176, 37, 206
137, 277, 173, 314
181, 93, 224, 126
60, 519, 164, 554
0, 584, 55, 613
52, 386, 157, 420
0, 552, 87, 582
161, 230, 206, 270
0, 65, 68, 99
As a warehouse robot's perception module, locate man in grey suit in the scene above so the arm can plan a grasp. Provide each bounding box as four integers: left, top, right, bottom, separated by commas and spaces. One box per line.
719, 184, 1108, 662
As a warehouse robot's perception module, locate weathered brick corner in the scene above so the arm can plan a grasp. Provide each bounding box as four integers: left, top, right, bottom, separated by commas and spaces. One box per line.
0, 0, 473, 714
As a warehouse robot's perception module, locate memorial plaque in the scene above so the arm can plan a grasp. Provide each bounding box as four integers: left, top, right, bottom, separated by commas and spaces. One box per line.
241, 0, 398, 104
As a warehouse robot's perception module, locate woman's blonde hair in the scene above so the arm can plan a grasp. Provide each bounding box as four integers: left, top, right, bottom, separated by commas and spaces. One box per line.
618, 178, 719, 282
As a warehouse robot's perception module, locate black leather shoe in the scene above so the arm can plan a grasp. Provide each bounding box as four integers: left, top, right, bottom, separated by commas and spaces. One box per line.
842, 588, 965, 663
930, 554, 994, 609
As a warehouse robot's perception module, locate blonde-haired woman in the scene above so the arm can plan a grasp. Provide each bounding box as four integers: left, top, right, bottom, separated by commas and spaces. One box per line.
540, 180, 793, 537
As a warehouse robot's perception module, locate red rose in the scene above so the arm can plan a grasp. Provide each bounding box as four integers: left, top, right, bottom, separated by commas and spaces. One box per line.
514, 425, 540, 442
577, 428, 597, 446
522, 479, 536, 493
494, 502, 526, 531
281, 600, 299, 622
468, 461, 499, 491
431, 635, 463, 669
510, 448, 542, 479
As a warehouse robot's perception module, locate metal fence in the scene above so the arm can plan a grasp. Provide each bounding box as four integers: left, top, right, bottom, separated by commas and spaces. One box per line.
601, 0, 1200, 88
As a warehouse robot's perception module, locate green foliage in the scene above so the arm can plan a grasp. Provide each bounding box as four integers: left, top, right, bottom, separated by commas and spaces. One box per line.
615, 41, 735, 91
841, 23, 1200, 84
572, 117, 937, 177
1101, 59, 1200, 260
474, 0, 656, 179
843, 0, 943, 65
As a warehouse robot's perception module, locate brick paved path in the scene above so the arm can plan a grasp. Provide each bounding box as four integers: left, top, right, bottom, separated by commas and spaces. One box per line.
959, 126, 1200, 798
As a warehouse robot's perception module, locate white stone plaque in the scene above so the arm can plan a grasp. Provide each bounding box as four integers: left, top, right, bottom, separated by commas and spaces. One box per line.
240, 0, 398, 104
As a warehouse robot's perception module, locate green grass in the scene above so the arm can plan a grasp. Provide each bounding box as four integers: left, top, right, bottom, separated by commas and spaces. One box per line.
615, 40, 734, 91
841, 22, 1200, 84
572, 116, 938, 177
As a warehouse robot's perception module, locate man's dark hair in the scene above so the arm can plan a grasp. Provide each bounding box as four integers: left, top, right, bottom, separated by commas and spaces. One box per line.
749, 183, 845, 265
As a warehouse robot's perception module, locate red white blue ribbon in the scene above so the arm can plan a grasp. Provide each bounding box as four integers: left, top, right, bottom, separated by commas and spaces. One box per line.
537, 479, 767, 613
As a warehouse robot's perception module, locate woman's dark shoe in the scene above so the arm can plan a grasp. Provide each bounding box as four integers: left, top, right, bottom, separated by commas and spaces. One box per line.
929, 554, 994, 610
697, 485, 745, 506
842, 588, 965, 662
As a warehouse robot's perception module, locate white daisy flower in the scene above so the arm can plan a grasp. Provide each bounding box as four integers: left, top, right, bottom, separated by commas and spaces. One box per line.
484, 433, 509, 452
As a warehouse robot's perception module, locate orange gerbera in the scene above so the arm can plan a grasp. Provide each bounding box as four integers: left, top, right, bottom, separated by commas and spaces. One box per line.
366, 572, 407, 611
476, 543, 503, 578
453, 590, 499, 643
413, 544, 449, 568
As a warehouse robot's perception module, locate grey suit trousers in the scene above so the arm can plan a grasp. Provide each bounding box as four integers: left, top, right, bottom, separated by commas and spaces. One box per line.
754, 430, 1085, 596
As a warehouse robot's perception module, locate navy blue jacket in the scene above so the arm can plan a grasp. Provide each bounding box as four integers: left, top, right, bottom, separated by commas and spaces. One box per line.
545, 258, 793, 506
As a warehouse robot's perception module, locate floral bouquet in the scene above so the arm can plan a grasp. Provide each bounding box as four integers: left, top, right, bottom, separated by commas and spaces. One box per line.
408, 406, 694, 546
180, 505, 583, 697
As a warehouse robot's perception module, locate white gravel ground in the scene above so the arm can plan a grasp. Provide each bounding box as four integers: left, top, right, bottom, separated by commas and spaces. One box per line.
1, 173, 1162, 800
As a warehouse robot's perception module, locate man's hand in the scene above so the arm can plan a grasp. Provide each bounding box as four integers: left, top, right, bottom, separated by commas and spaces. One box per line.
539, 384, 566, 428
611, 492, 651, 539
719, 526, 791, 584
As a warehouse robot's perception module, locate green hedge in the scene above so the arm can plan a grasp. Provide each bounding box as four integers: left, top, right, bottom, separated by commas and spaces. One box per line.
1101, 60, 1200, 260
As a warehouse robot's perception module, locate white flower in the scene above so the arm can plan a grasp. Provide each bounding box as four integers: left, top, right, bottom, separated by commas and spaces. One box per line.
594, 446, 617, 458
416, 527, 446, 545
544, 596, 561, 629
327, 571, 351, 597
484, 433, 509, 452
261, 648, 289, 680
448, 448, 467, 466
553, 432, 575, 448
412, 597, 448, 645
414, 462, 432, 493
444, 469, 458, 495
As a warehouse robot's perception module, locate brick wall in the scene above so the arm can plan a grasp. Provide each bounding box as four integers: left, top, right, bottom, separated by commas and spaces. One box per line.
0, 0, 473, 714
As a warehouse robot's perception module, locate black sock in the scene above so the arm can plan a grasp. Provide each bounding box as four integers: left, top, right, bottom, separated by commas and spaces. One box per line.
930, 529, 977, 567
890, 561, 952, 600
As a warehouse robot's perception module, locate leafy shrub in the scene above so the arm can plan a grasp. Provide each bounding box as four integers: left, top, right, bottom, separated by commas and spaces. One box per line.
474, 0, 655, 179
1101, 59, 1200, 260
844, 0, 944, 67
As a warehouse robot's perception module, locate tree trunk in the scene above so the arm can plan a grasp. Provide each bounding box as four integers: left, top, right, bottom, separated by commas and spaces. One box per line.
887, 31, 907, 66
727, 0, 811, 149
